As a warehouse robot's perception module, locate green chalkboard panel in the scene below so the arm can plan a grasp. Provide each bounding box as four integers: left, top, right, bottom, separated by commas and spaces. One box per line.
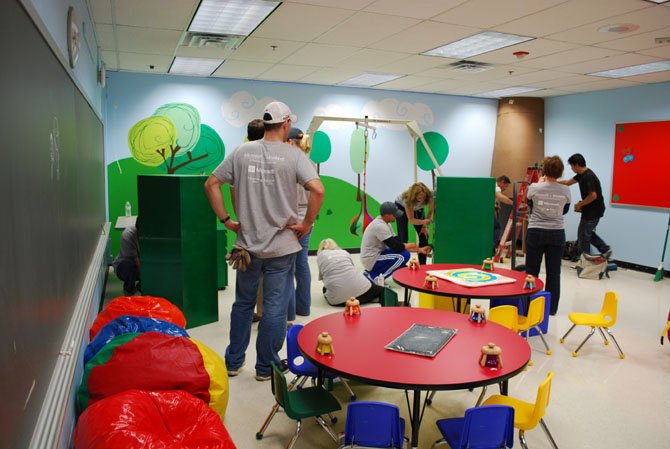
433, 177, 495, 264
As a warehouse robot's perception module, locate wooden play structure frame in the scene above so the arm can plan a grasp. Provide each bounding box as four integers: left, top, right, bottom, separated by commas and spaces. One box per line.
305, 115, 444, 180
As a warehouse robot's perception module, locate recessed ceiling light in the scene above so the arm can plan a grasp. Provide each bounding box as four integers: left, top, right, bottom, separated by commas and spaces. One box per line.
590, 60, 670, 78
189, 0, 280, 36
476, 86, 542, 98
422, 31, 533, 59
339, 73, 405, 87
169, 57, 224, 76
598, 23, 640, 34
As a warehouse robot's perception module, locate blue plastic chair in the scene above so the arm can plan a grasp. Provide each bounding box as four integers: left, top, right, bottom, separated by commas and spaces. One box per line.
433, 405, 514, 449
340, 401, 406, 449
287, 324, 355, 400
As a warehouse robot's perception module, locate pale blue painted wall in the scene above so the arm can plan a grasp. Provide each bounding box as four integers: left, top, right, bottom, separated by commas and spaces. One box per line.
105, 71, 499, 203
20, 0, 104, 115
545, 82, 670, 269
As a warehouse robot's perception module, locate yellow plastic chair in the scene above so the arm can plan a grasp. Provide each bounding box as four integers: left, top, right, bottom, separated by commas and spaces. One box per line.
517, 295, 552, 356
489, 305, 519, 332
482, 372, 559, 449
560, 291, 624, 359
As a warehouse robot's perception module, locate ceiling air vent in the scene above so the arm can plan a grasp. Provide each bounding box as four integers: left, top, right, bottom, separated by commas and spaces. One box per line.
182, 32, 246, 50
448, 60, 492, 73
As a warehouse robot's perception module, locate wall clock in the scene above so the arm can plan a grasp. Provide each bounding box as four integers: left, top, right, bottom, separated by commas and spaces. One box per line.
67, 7, 80, 68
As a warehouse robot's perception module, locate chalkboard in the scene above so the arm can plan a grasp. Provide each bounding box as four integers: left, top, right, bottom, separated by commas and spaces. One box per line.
611, 120, 670, 209
0, 1, 105, 448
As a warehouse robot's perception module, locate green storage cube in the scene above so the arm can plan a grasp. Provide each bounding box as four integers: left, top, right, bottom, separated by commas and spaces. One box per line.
433, 177, 495, 265
137, 175, 218, 328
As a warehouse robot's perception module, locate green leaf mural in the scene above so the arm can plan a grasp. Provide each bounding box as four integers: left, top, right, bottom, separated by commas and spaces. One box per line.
416, 131, 449, 171
128, 116, 177, 166
173, 124, 225, 174
349, 127, 367, 174
154, 103, 201, 156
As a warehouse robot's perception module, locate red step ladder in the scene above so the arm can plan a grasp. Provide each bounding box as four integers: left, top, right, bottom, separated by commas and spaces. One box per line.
494, 166, 541, 262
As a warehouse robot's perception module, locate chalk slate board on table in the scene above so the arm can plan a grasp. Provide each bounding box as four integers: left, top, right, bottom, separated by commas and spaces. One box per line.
385, 324, 458, 357
611, 121, 670, 209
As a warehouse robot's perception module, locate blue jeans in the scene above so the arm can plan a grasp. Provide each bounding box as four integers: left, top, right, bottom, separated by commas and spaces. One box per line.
288, 230, 312, 320
366, 248, 411, 280
225, 252, 296, 376
395, 202, 429, 264
525, 228, 565, 315
577, 217, 609, 256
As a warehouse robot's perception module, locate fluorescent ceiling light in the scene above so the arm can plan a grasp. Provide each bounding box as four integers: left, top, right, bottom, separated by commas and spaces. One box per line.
476, 86, 542, 98
189, 0, 280, 36
590, 60, 670, 78
422, 31, 533, 59
169, 57, 224, 76
339, 73, 405, 87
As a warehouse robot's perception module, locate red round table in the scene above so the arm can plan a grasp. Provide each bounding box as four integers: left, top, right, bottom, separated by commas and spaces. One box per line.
393, 263, 544, 307
298, 307, 531, 449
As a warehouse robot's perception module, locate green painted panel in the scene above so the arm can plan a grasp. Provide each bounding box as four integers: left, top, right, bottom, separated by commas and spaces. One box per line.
433, 177, 494, 264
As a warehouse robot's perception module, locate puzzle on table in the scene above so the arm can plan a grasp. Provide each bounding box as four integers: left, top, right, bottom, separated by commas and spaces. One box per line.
427, 268, 516, 288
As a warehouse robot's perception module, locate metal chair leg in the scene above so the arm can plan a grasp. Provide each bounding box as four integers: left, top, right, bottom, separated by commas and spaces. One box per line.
519, 430, 529, 449
559, 324, 576, 343
426, 390, 437, 405
572, 327, 596, 357
339, 377, 357, 401
596, 326, 610, 345
535, 325, 552, 355
431, 438, 447, 449
605, 328, 625, 359
539, 418, 560, 449
256, 403, 280, 439
315, 415, 339, 441
475, 385, 487, 407
285, 420, 302, 449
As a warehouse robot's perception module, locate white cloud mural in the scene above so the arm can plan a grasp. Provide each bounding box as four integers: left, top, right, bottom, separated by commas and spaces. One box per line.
220, 91, 274, 128
361, 98, 434, 130
311, 104, 360, 130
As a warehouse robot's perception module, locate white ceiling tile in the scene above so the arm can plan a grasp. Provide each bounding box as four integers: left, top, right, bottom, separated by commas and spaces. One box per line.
333, 49, 411, 71
368, 21, 480, 54
95, 23, 116, 51
493, 0, 649, 38
364, 0, 468, 20
376, 55, 457, 75
547, 6, 670, 45
253, 3, 356, 42
114, 0, 198, 30
100, 50, 118, 70
174, 46, 235, 60
282, 43, 360, 66
441, 82, 510, 95
314, 11, 420, 46
559, 53, 660, 74
492, 69, 573, 86
523, 88, 573, 97
118, 52, 173, 73
559, 78, 642, 92
515, 46, 622, 69
283, 0, 374, 10
412, 79, 470, 93
432, 0, 566, 29
596, 27, 670, 52
256, 64, 321, 82
422, 64, 536, 81
639, 45, 670, 59
298, 67, 363, 85
622, 70, 670, 83
525, 74, 602, 88
372, 75, 445, 90
115, 26, 183, 54
474, 39, 577, 64
212, 60, 274, 78
89, 0, 113, 24
232, 37, 305, 63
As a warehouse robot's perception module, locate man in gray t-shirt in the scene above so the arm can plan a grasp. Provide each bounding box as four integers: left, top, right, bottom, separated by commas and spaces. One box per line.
360, 202, 431, 281
204, 101, 324, 380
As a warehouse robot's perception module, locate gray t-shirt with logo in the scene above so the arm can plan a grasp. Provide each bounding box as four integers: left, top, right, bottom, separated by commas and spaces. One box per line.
212, 140, 319, 258
360, 216, 395, 271
527, 181, 571, 230
317, 249, 371, 305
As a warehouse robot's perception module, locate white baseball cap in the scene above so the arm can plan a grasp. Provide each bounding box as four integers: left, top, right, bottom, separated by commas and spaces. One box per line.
263, 101, 297, 124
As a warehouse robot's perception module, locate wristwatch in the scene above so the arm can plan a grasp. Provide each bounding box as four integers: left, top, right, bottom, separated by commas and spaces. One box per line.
220, 216, 231, 224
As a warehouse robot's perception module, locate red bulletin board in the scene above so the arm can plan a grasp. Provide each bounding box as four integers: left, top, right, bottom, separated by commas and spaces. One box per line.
611, 120, 670, 209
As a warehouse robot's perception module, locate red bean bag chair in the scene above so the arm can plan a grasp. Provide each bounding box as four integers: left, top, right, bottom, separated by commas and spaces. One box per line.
74, 389, 236, 449
90, 296, 186, 339
78, 332, 228, 417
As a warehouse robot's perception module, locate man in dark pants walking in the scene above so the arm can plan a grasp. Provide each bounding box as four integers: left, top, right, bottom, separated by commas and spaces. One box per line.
560, 153, 612, 260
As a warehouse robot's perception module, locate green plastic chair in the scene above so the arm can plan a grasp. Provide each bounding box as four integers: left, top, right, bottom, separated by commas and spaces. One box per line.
381, 286, 399, 307
256, 361, 342, 449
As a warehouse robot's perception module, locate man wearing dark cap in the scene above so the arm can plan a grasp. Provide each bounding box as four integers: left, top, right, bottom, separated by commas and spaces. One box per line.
360, 202, 432, 282
205, 101, 324, 381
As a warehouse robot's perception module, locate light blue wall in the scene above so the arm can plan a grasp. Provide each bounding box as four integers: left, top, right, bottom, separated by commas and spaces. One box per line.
545, 82, 670, 269
20, 0, 104, 115
105, 71, 498, 202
